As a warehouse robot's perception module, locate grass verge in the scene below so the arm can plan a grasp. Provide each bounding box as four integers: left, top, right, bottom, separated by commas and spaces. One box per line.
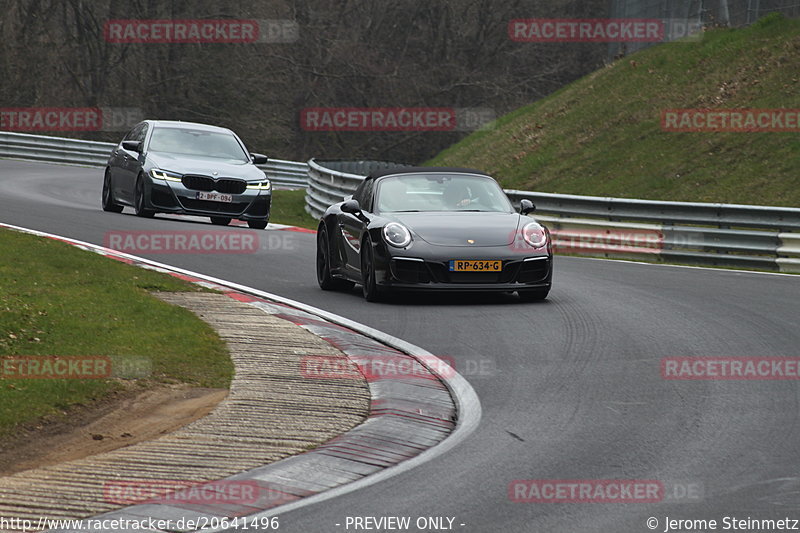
0, 228, 232, 438
271, 189, 319, 230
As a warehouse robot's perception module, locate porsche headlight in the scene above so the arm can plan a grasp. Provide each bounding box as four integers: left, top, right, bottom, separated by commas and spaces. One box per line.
522, 222, 548, 248
246, 179, 272, 191
150, 169, 182, 182
383, 222, 412, 248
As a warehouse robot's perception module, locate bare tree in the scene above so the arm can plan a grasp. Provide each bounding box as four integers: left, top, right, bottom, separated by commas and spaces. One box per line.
1, 0, 609, 161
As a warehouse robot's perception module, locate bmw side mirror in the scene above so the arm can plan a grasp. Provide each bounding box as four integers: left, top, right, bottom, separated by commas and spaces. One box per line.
121, 140, 141, 153
520, 199, 536, 215
251, 153, 268, 164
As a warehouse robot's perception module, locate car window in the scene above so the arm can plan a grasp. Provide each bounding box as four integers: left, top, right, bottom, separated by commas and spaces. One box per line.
376, 174, 514, 213
352, 178, 372, 207
135, 123, 148, 143
123, 123, 141, 142
148, 127, 249, 161
361, 180, 375, 212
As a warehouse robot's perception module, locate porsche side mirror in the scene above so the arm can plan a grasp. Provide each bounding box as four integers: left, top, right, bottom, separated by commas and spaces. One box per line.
341, 199, 370, 223
251, 153, 268, 164
341, 199, 361, 214
121, 140, 142, 153
520, 199, 536, 215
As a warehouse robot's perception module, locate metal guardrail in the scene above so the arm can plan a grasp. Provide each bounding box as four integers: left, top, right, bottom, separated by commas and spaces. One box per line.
306, 158, 800, 273
0, 131, 115, 167
305, 159, 410, 219
3, 134, 797, 273
504, 190, 800, 231
0, 131, 308, 189
259, 158, 308, 189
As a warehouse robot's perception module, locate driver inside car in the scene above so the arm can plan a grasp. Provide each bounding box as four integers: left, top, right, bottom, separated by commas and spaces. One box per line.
443, 181, 474, 208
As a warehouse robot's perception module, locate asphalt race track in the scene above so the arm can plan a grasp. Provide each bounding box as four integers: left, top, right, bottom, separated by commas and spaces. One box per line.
3, 159, 800, 533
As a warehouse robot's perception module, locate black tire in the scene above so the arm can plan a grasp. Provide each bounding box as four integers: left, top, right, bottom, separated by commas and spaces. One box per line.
101, 170, 123, 213
360, 234, 383, 302
134, 175, 155, 218
210, 217, 232, 226
317, 226, 354, 291
247, 220, 268, 229
518, 288, 549, 302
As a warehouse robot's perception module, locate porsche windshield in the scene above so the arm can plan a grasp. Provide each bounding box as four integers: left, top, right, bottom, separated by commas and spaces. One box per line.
148, 127, 249, 162
376, 174, 514, 213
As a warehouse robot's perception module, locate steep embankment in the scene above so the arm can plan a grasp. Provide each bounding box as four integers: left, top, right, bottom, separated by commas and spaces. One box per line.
428, 14, 800, 207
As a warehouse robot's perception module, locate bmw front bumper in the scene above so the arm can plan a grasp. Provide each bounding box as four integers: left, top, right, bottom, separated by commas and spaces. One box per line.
145, 177, 271, 221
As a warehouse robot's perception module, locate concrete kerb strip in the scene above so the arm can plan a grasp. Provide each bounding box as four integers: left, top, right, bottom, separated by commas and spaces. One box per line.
0, 222, 482, 532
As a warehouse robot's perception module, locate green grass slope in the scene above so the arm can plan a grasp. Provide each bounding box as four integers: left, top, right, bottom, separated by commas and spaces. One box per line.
428, 14, 800, 207
0, 229, 232, 436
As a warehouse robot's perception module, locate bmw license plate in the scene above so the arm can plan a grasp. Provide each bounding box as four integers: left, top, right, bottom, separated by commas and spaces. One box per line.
196, 191, 232, 203
449, 260, 502, 272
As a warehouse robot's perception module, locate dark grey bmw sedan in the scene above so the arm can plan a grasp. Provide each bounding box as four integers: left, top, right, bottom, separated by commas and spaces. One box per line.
102, 120, 272, 229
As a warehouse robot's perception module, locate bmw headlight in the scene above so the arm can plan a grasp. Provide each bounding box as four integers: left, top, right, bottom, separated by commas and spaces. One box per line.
150, 169, 182, 182
246, 179, 272, 191
522, 222, 548, 248
383, 222, 412, 248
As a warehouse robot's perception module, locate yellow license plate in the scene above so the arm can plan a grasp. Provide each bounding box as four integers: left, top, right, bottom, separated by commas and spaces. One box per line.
449, 260, 502, 272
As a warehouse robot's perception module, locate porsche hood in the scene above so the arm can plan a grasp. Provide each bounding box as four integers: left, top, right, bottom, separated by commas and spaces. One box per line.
389, 212, 528, 247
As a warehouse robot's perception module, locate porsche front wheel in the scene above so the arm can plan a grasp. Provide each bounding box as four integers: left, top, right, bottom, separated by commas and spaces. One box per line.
317, 226, 354, 291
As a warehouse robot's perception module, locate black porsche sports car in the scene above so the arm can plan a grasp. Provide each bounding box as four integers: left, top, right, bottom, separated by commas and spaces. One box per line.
102, 120, 272, 228
316, 167, 552, 302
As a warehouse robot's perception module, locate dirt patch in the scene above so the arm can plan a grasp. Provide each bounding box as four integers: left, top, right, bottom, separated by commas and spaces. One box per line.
0, 384, 227, 476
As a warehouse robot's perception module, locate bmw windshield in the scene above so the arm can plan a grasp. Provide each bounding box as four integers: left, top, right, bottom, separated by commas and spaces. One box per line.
148, 127, 249, 162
